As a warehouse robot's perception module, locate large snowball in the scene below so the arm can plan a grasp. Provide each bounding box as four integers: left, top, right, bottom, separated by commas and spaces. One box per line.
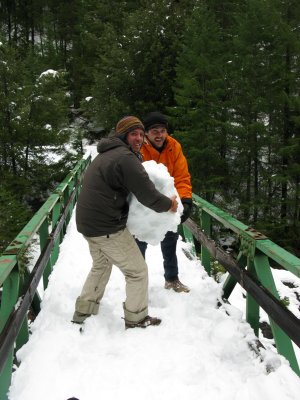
127, 160, 183, 245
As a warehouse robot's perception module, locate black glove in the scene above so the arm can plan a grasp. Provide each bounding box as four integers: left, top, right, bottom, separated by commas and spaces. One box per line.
180, 199, 193, 224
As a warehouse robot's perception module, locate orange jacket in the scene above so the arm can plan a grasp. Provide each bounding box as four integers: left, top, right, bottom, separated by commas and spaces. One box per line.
140, 135, 192, 200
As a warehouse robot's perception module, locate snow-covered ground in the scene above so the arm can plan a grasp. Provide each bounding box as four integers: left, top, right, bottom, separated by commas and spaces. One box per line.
7, 144, 300, 400
8, 215, 300, 400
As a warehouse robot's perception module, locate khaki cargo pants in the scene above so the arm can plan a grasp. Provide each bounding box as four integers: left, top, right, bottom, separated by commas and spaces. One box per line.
73, 228, 148, 324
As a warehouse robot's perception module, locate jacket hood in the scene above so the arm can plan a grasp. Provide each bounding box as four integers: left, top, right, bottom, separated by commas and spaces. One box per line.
97, 136, 128, 154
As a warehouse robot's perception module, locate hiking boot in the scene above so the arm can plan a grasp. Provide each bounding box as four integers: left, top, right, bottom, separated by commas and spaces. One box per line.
125, 315, 162, 329
71, 311, 90, 324
165, 279, 190, 293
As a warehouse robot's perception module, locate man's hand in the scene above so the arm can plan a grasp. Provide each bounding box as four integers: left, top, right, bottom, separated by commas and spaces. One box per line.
180, 199, 193, 223
169, 195, 178, 212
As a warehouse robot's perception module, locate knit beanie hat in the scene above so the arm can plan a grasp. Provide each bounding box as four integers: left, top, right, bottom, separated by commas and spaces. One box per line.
143, 112, 168, 131
115, 116, 145, 136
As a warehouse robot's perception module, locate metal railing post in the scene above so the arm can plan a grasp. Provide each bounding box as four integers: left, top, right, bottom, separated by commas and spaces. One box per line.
253, 253, 300, 375
201, 210, 211, 275
246, 260, 260, 336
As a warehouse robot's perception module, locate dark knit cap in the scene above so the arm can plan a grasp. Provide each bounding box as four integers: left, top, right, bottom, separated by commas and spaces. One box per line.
143, 112, 168, 131
115, 116, 145, 136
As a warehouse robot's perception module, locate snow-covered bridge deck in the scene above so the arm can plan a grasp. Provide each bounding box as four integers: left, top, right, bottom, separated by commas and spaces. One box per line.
7, 214, 300, 400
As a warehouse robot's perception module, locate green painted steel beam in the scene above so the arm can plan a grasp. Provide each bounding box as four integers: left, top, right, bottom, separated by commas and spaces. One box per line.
193, 194, 248, 233
222, 252, 246, 299
192, 194, 300, 278
246, 261, 260, 336
0, 350, 13, 400
0, 270, 20, 330
201, 210, 211, 275
0, 256, 17, 286
255, 240, 300, 278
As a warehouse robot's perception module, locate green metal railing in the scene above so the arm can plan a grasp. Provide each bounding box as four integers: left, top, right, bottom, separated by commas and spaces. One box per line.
0, 155, 91, 400
181, 193, 300, 376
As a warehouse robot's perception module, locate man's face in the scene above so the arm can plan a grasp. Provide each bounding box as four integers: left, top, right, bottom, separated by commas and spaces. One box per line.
126, 128, 145, 152
145, 126, 168, 149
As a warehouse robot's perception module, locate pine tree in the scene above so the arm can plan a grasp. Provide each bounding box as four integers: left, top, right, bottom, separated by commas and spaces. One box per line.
226, 0, 278, 223
86, 0, 194, 128
172, 1, 234, 201
230, 0, 300, 249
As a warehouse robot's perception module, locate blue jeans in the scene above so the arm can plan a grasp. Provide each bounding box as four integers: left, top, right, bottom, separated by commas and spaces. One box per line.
136, 231, 179, 281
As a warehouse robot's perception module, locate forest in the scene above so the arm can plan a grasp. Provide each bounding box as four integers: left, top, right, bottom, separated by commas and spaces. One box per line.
0, 0, 299, 256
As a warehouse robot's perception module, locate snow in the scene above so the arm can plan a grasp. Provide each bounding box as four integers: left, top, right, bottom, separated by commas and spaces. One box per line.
39, 69, 59, 78
8, 218, 300, 400
127, 160, 183, 245
7, 144, 300, 400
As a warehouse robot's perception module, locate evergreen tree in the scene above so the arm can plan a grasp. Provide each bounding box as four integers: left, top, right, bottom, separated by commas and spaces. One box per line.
0, 0, 44, 47
228, 0, 279, 223
172, 1, 233, 201
230, 0, 300, 250
86, 0, 194, 128
0, 38, 77, 212
272, 0, 300, 251
1, 0, 300, 256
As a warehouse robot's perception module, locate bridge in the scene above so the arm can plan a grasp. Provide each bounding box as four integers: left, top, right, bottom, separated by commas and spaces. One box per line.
0, 150, 300, 399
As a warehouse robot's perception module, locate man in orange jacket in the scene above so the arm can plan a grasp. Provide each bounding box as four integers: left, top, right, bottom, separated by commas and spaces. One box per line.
137, 111, 193, 293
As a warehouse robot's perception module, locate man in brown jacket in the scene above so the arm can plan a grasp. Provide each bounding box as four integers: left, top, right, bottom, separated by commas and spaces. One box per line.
72, 116, 178, 329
